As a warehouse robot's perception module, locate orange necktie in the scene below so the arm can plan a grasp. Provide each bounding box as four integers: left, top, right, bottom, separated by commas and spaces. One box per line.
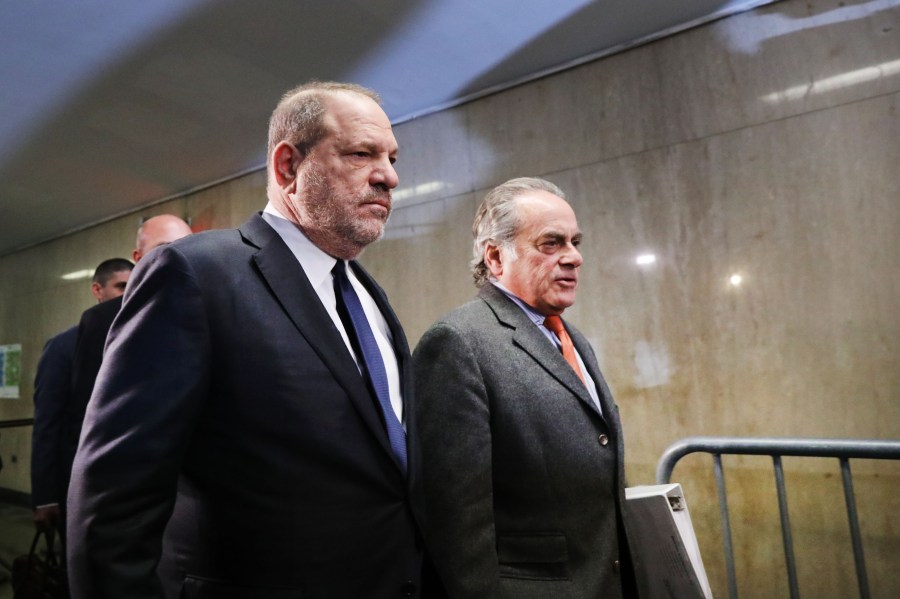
544, 315, 586, 385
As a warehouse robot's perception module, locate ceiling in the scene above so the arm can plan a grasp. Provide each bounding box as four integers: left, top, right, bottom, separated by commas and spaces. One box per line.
0, 0, 774, 256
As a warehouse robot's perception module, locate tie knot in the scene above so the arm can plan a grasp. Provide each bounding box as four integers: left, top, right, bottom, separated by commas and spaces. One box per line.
332, 259, 348, 277
543, 315, 564, 335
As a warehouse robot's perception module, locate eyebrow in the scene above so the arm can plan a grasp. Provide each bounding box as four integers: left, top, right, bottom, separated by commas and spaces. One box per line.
345, 139, 398, 155
539, 232, 565, 241
538, 230, 581, 242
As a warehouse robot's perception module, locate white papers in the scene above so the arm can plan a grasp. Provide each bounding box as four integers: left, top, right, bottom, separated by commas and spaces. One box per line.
625, 483, 713, 599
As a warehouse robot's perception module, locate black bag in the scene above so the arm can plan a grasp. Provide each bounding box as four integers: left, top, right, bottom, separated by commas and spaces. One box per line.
11, 528, 69, 599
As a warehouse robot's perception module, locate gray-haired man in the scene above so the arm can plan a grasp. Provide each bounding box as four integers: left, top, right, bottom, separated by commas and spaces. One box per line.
414, 177, 637, 598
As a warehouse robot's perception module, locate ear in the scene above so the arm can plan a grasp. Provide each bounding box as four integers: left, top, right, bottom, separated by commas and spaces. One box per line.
272, 141, 301, 191
131, 249, 142, 263
484, 242, 504, 278
90, 282, 103, 302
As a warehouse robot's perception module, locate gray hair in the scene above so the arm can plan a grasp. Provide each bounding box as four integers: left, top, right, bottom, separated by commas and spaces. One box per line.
470, 177, 567, 287
267, 81, 381, 159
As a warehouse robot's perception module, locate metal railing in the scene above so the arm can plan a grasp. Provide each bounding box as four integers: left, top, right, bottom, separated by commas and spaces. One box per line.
656, 436, 900, 599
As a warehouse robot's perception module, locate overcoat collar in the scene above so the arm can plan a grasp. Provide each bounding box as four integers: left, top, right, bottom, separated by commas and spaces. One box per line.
478, 284, 603, 418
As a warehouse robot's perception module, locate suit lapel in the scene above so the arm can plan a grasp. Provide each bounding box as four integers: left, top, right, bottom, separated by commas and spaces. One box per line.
479, 285, 601, 417
238, 214, 400, 471
568, 316, 627, 494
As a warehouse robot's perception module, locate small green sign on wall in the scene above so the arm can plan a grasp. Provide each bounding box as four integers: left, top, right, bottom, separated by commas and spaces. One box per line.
0, 343, 22, 398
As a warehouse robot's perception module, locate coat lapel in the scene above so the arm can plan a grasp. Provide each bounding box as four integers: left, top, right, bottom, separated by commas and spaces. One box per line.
570, 329, 619, 430
479, 285, 601, 417
238, 214, 400, 472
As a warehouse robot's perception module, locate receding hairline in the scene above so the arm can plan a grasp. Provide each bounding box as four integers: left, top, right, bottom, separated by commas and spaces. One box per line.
279, 81, 381, 107
513, 188, 570, 214
266, 82, 383, 159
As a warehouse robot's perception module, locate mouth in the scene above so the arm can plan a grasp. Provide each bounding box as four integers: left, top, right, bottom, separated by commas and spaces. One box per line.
362, 201, 391, 221
362, 191, 392, 212
555, 275, 578, 288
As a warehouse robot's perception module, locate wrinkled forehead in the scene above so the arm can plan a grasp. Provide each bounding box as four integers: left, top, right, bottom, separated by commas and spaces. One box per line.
323, 92, 390, 129
321, 92, 396, 145
515, 191, 579, 233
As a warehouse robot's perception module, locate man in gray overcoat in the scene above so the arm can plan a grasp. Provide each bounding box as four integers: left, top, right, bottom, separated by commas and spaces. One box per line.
414, 177, 637, 599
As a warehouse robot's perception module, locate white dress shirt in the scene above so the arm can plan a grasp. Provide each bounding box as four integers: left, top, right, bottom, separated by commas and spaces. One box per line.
262, 203, 404, 425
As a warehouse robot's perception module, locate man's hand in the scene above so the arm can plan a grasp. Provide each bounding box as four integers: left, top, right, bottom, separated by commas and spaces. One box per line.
33, 504, 61, 532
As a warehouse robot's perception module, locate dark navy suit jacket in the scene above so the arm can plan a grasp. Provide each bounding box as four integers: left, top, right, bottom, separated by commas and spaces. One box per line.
61, 295, 123, 494
31, 325, 78, 508
67, 214, 425, 599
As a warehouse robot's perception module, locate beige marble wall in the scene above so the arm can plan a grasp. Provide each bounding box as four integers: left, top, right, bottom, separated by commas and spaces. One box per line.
0, 0, 897, 595
370, 1, 900, 596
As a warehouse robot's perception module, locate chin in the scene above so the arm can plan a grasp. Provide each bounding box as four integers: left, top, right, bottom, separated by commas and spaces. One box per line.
554, 300, 576, 313
354, 227, 385, 247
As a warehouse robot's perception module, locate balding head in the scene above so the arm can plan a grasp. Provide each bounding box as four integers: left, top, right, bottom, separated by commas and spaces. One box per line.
133, 214, 193, 262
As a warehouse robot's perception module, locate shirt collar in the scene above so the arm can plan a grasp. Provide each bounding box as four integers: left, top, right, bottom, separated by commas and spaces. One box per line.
491, 281, 548, 327
262, 202, 338, 291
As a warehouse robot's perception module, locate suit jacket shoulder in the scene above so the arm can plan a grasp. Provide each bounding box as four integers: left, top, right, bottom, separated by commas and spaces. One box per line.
71, 296, 122, 406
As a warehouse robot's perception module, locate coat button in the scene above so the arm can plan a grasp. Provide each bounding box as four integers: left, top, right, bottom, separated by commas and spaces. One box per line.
401, 580, 417, 596
613, 559, 621, 572
598, 434, 609, 446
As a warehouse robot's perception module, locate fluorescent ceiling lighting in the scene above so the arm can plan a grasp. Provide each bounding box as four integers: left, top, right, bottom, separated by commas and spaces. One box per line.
61, 269, 94, 281
763, 59, 900, 104
393, 181, 447, 202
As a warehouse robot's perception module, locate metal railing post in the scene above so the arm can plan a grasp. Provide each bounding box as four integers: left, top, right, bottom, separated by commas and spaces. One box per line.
772, 455, 799, 598
840, 458, 870, 599
713, 453, 738, 599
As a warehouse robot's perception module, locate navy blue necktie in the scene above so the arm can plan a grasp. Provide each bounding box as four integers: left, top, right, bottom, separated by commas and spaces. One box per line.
332, 260, 408, 474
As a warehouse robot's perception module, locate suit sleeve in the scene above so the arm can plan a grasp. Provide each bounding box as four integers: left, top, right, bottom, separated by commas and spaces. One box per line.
413, 322, 500, 598
31, 330, 75, 507
67, 246, 211, 599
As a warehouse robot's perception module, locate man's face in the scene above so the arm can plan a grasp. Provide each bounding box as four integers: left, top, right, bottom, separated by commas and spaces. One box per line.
92, 270, 131, 302
494, 191, 583, 316
289, 93, 399, 259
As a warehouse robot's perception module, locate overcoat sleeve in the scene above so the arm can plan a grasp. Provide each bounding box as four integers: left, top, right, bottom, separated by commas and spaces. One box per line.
414, 321, 500, 598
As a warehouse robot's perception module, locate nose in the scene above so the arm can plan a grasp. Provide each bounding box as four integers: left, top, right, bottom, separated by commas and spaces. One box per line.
371, 156, 399, 190
561, 243, 583, 268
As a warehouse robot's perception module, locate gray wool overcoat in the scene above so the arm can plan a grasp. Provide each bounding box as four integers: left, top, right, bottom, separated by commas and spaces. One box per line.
413, 283, 636, 599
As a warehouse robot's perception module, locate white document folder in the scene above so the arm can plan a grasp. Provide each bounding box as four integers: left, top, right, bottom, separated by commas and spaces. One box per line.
625, 483, 713, 599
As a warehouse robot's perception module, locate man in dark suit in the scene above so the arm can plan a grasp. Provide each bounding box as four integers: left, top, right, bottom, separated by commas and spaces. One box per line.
67, 81, 425, 598
30, 257, 133, 535
413, 177, 637, 598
